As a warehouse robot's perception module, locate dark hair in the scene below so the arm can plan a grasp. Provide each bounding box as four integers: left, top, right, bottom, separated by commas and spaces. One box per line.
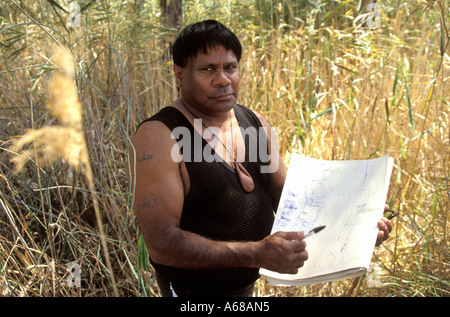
172, 20, 242, 67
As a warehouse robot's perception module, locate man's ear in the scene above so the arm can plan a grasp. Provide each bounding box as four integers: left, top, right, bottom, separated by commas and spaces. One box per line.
173, 64, 183, 84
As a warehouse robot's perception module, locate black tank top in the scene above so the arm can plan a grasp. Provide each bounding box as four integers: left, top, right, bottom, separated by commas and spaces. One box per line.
138, 104, 275, 293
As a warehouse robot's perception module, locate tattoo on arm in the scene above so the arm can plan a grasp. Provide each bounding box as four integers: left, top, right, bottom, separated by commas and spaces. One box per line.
141, 197, 159, 210
137, 152, 153, 163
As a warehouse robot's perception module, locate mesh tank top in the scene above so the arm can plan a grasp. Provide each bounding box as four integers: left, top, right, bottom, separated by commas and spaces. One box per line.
138, 104, 275, 293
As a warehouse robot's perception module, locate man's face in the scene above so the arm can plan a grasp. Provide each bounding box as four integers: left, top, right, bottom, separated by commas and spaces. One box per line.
174, 45, 240, 117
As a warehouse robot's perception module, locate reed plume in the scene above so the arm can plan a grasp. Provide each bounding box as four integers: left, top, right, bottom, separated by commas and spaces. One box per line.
10, 46, 86, 171
9, 46, 119, 297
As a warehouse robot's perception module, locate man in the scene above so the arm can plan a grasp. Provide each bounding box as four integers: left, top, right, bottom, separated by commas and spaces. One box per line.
129, 20, 392, 297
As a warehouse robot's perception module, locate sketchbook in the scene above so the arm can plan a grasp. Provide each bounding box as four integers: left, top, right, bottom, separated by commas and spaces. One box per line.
260, 154, 394, 286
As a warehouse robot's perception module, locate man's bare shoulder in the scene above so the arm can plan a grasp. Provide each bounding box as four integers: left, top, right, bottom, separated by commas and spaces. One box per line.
134, 119, 169, 137
244, 107, 273, 129
131, 116, 181, 164
133, 104, 183, 140
133, 114, 175, 144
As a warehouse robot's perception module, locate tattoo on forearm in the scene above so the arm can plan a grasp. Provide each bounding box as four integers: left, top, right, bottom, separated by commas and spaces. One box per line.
137, 152, 153, 163
141, 197, 159, 210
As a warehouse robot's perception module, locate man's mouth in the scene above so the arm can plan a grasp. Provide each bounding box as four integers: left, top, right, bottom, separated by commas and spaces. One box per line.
213, 93, 234, 101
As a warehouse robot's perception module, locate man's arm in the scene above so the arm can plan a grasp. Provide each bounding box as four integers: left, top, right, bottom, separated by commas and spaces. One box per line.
129, 120, 307, 274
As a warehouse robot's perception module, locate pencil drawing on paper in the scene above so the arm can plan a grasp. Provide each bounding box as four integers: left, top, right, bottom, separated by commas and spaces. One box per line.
275, 161, 330, 233
308, 159, 377, 268
272, 156, 381, 270
262, 154, 394, 286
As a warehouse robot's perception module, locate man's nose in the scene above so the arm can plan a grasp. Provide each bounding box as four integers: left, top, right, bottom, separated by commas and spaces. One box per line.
212, 69, 231, 87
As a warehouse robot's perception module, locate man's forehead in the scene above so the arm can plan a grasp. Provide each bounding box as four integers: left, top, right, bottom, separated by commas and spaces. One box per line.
188, 45, 238, 65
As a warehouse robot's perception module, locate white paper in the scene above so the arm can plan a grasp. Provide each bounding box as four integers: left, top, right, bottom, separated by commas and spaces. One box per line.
260, 154, 394, 286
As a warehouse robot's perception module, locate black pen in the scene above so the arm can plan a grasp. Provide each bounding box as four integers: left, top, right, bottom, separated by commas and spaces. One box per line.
303, 225, 326, 239
383, 209, 398, 220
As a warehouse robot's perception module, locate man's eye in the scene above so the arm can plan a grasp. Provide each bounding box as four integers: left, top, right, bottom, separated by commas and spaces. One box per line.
201, 67, 214, 72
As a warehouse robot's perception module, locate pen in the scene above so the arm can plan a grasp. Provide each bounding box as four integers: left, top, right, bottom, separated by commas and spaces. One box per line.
383, 209, 398, 220
303, 225, 326, 239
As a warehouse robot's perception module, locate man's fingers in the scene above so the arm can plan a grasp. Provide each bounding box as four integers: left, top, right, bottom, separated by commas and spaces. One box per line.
376, 218, 392, 246
265, 231, 309, 273
278, 231, 305, 241
378, 218, 393, 233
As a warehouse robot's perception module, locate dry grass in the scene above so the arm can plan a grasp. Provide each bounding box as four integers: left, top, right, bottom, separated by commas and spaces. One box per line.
0, 0, 448, 297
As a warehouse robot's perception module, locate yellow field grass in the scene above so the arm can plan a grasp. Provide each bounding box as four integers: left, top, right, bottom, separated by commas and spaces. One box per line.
0, 0, 448, 296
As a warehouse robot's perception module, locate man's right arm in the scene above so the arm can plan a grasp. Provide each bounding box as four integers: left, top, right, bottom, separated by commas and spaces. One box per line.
129, 121, 308, 274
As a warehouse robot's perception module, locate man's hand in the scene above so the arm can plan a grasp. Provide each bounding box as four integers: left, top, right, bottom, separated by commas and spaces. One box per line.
375, 204, 393, 246
257, 231, 308, 274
